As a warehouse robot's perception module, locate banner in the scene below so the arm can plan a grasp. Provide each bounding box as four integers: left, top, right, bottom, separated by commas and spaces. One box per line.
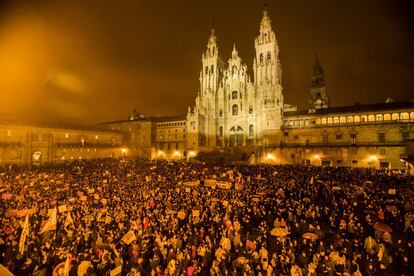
192, 210, 200, 217
235, 182, 243, 191
121, 230, 136, 245
19, 215, 29, 254
183, 180, 200, 187
110, 265, 122, 276
58, 205, 67, 213
2, 193, 13, 200
388, 189, 396, 195
216, 181, 231, 189
204, 179, 217, 188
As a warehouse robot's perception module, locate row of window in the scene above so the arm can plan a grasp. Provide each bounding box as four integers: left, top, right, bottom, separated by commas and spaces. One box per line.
156, 121, 186, 128
3, 131, 101, 140
157, 134, 186, 140
286, 112, 414, 127
317, 132, 408, 143
157, 143, 182, 151
157, 129, 186, 133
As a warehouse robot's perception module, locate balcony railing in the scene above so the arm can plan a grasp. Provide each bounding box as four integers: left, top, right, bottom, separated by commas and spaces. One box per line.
0, 141, 22, 148
55, 142, 121, 148
283, 118, 414, 129
271, 141, 404, 148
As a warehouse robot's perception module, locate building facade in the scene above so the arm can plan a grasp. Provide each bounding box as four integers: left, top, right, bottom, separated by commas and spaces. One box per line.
0, 123, 123, 166
184, 8, 414, 169
187, 9, 284, 151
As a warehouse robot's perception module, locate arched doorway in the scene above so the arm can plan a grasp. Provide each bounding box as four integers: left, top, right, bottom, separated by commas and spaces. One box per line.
32, 151, 42, 166
229, 126, 244, 147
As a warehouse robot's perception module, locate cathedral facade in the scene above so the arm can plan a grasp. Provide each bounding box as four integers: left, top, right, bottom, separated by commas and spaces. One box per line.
187, 10, 283, 151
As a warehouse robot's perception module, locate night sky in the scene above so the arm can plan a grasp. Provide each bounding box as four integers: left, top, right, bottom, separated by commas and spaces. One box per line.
0, 0, 413, 125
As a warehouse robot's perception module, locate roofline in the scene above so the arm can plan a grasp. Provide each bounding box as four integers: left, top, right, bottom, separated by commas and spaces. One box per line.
284, 101, 414, 117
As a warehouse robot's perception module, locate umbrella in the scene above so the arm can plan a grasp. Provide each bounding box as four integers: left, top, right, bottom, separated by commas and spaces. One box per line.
77, 261, 93, 276
270, 227, 289, 237
302, 232, 319, 240
303, 198, 311, 203
83, 215, 94, 221
0, 264, 14, 276
364, 209, 376, 215
373, 222, 392, 233
385, 205, 397, 213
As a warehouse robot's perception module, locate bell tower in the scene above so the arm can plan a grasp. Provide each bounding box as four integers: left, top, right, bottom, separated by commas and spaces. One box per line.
200, 29, 223, 94
254, 7, 284, 140
253, 8, 281, 87
309, 53, 330, 110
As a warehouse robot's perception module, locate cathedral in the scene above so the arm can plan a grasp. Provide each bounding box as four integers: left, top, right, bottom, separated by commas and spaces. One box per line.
187, 9, 284, 150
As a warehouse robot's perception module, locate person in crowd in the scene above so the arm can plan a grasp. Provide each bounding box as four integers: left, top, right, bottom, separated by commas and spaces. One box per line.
0, 158, 413, 275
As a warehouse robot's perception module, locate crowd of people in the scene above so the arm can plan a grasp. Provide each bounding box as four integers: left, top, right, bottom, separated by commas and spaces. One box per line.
0, 158, 413, 275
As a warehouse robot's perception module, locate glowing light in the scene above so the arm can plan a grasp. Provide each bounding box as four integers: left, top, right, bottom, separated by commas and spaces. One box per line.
174, 151, 181, 156
266, 153, 275, 160
121, 148, 128, 153
157, 150, 164, 156
189, 151, 196, 157
313, 154, 320, 159
369, 155, 377, 161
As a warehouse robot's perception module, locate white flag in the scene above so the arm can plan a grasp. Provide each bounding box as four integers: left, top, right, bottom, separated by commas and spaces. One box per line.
19, 214, 29, 254
65, 212, 73, 227
40, 208, 57, 234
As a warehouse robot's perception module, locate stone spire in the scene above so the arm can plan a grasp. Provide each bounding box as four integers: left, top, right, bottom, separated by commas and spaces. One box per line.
231, 43, 238, 57
260, 6, 272, 32
311, 53, 326, 87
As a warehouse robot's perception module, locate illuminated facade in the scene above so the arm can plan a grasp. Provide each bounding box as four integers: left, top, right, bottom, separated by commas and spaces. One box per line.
187, 9, 284, 151
276, 102, 414, 168
0, 123, 123, 165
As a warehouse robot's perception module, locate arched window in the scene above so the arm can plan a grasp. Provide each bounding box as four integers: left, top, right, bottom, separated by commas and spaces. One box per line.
391, 113, 399, 120
205, 66, 208, 74
249, 125, 254, 136
232, 91, 238, 99
219, 126, 223, 137
267, 52, 271, 61
400, 112, 409, 120
210, 65, 214, 73
376, 114, 383, 121
259, 54, 264, 63
232, 104, 238, 116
